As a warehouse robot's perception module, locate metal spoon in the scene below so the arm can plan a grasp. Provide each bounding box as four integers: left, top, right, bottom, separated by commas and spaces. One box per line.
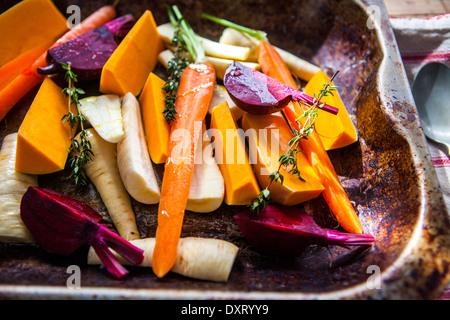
412, 62, 450, 155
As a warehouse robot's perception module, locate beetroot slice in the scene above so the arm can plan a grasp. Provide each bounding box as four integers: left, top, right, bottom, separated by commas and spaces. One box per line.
223, 61, 339, 115
37, 15, 135, 81
233, 205, 374, 257
20, 186, 144, 279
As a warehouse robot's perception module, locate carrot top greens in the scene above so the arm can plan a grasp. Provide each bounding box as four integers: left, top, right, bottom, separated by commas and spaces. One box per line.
163, 5, 207, 123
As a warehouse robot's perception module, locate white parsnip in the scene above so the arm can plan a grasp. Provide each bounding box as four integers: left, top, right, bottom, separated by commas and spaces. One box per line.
158, 23, 251, 61
78, 129, 140, 241
158, 49, 259, 81
186, 131, 224, 213
117, 93, 160, 205
88, 237, 239, 282
220, 27, 321, 81
158, 49, 175, 69
0, 133, 37, 243
208, 84, 244, 121
79, 94, 124, 143
205, 56, 260, 81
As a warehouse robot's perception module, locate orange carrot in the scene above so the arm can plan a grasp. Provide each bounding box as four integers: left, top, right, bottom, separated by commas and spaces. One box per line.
152, 61, 216, 278
258, 40, 298, 89
0, 43, 49, 91
151, 4, 217, 279
257, 40, 364, 234
0, 5, 116, 122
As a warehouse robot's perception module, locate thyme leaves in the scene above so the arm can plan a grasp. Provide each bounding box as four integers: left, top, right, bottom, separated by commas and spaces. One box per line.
61, 63, 93, 186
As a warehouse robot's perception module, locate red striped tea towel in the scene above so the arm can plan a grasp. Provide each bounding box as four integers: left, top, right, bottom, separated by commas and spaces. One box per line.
391, 13, 450, 214
390, 13, 450, 300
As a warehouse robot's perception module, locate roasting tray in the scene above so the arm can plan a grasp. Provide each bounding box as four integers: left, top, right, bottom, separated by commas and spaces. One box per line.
0, 0, 448, 300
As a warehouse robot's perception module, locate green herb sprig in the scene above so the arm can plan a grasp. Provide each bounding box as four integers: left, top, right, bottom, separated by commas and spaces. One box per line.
201, 12, 268, 42
249, 71, 339, 214
162, 6, 193, 123
61, 63, 93, 186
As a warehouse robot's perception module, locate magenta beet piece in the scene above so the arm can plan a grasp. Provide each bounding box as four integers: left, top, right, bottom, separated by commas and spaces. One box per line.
20, 186, 144, 279
234, 205, 374, 257
37, 15, 135, 81
223, 61, 339, 115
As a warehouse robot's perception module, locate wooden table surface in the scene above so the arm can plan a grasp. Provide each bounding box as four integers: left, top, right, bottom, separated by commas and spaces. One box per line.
384, 0, 449, 17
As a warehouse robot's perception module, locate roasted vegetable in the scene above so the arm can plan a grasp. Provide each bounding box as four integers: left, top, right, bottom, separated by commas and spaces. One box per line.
117, 93, 161, 205
89, 237, 238, 282
15, 77, 71, 175
0, 4, 117, 122
100, 10, 164, 96
0, 0, 67, 68
20, 186, 144, 279
223, 61, 338, 115
78, 94, 124, 144
78, 129, 140, 241
37, 15, 135, 81
152, 6, 216, 278
0, 133, 38, 243
234, 205, 374, 257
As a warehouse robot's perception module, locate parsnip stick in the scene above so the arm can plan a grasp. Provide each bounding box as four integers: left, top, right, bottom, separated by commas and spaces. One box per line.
158, 23, 251, 61
0, 133, 37, 243
88, 237, 239, 282
205, 56, 260, 81
220, 27, 320, 82
158, 48, 260, 81
79, 129, 140, 241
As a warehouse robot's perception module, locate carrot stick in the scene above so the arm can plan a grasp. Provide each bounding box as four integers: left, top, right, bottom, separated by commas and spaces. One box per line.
0, 43, 49, 91
152, 6, 216, 278
152, 61, 216, 278
0, 5, 117, 122
258, 39, 298, 89
257, 40, 364, 234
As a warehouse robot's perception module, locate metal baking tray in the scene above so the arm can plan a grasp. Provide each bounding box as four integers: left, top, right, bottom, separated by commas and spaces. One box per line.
0, 0, 448, 300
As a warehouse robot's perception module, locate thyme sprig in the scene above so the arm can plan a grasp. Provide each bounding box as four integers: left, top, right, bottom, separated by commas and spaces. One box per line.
162, 29, 189, 123
249, 71, 339, 214
162, 6, 192, 123
61, 63, 93, 186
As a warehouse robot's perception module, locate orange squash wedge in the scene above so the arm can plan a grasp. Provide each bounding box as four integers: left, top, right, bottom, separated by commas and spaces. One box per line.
139, 72, 169, 164
210, 101, 260, 206
100, 10, 164, 96
0, 0, 68, 67
15, 77, 72, 175
242, 112, 324, 206
304, 71, 358, 150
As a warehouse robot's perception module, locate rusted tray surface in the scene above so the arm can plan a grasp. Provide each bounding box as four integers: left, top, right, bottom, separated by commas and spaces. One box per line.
0, 0, 448, 299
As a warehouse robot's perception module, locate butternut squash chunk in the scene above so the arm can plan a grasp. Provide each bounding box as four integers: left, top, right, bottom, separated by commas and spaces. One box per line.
0, 0, 68, 67
242, 112, 324, 206
139, 72, 169, 164
210, 101, 260, 206
304, 71, 358, 150
100, 10, 164, 96
15, 78, 71, 174
208, 84, 244, 121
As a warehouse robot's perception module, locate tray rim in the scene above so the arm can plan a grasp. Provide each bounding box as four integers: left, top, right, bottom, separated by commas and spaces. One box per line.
0, 0, 449, 300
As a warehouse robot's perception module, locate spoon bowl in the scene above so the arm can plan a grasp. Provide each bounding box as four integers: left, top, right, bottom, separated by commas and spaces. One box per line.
412, 62, 450, 154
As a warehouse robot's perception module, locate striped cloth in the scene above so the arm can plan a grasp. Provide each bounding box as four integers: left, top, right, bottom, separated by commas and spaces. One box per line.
390, 13, 450, 300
